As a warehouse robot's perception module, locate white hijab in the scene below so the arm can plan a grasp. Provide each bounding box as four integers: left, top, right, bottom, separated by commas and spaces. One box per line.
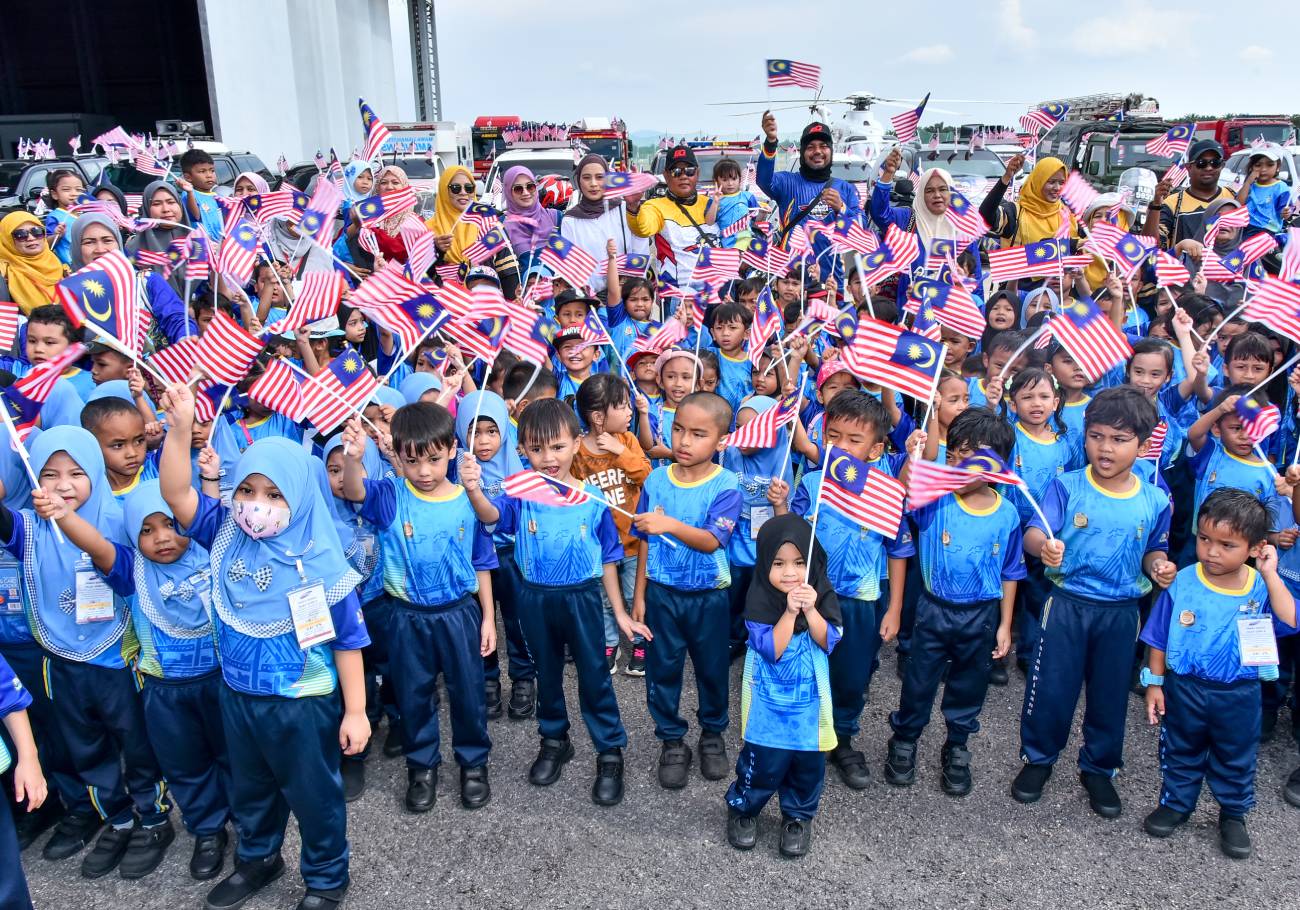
912, 167, 958, 247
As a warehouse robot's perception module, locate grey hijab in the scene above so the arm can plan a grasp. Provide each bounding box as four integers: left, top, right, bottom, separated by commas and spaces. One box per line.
68, 214, 125, 271
125, 181, 190, 293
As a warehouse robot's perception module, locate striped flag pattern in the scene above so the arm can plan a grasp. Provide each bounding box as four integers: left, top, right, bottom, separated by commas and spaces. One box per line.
194, 309, 265, 385
302, 350, 378, 433
266, 268, 345, 334
890, 94, 930, 144
818, 447, 905, 539
906, 449, 1024, 509
766, 59, 821, 90
1235, 397, 1280, 444
725, 390, 799, 449
502, 471, 588, 507
248, 358, 307, 422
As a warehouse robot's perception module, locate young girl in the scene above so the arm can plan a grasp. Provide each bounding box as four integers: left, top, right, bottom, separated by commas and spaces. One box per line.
725, 514, 840, 858
42, 169, 85, 266
918, 371, 972, 463
981, 290, 1018, 350
608, 277, 662, 361
158, 386, 369, 910
642, 350, 700, 464
1235, 148, 1291, 238
1045, 345, 1091, 441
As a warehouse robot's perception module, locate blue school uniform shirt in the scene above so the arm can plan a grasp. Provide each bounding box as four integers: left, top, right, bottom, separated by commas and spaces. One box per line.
914, 491, 1026, 604
633, 464, 742, 591
1142, 564, 1295, 683
44, 208, 77, 265
228, 413, 304, 453
358, 478, 497, 606
1245, 181, 1290, 234
103, 547, 219, 680
722, 440, 793, 569
739, 624, 841, 752
1010, 423, 1083, 525
715, 191, 759, 249
1187, 438, 1283, 523
967, 377, 997, 410
713, 351, 752, 415
604, 303, 662, 361
111, 456, 161, 506
1058, 395, 1090, 441
0, 652, 33, 773
491, 484, 622, 586
185, 189, 225, 243
1030, 467, 1171, 601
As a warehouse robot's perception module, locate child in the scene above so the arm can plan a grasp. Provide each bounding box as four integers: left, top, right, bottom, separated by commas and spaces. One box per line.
724, 515, 840, 858
939, 325, 977, 374
1186, 386, 1285, 521
0, 650, 47, 910
571, 375, 652, 675
707, 302, 754, 412
42, 169, 85, 266
1140, 489, 1296, 858
9, 304, 95, 403
177, 149, 225, 243
607, 277, 662, 361
1046, 345, 1091, 441
486, 399, 648, 805
1234, 146, 1291, 238
642, 349, 700, 463
80, 395, 157, 500
503, 361, 559, 418
887, 408, 1024, 794
1014, 386, 1174, 818
632, 391, 742, 787
918, 371, 971, 464
1122, 338, 1198, 474
553, 328, 600, 402
697, 349, 722, 395
803, 360, 863, 467
228, 379, 305, 453
158, 387, 369, 910
970, 331, 1027, 409
712, 158, 758, 249
341, 405, 498, 813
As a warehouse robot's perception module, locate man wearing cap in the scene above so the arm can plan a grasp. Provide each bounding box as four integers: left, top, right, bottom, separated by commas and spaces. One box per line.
757, 112, 862, 286
1144, 138, 1236, 248
626, 145, 718, 284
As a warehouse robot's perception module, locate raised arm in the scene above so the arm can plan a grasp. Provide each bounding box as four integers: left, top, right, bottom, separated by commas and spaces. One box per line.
158, 383, 201, 528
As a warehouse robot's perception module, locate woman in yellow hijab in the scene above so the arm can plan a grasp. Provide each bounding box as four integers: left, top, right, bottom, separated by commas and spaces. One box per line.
980, 155, 1077, 248
0, 211, 67, 314
425, 166, 520, 297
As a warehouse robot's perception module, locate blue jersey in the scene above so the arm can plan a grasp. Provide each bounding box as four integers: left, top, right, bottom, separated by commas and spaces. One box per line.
721, 448, 793, 569
1245, 181, 1290, 234
1058, 395, 1090, 441
714, 351, 752, 416
715, 191, 759, 248
44, 207, 76, 265
1030, 467, 1171, 601
492, 484, 622, 586
0, 652, 33, 773
914, 491, 1026, 603
228, 413, 305, 453
185, 189, 225, 243
1187, 438, 1283, 524
1142, 564, 1295, 683
967, 377, 998, 410
1010, 423, 1082, 525
105, 546, 219, 680
359, 478, 497, 606
634, 465, 742, 591
111, 456, 161, 506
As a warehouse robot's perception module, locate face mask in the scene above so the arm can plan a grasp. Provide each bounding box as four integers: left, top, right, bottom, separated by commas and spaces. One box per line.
233, 500, 291, 540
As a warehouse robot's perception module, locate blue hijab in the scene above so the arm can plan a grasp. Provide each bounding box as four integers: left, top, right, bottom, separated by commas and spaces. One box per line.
24, 427, 128, 661
208, 438, 360, 632
399, 372, 442, 405
39, 380, 85, 430
320, 434, 383, 532
454, 390, 522, 495
372, 386, 405, 410
343, 160, 378, 204
0, 426, 37, 511
728, 396, 794, 484
86, 380, 132, 403
123, 480, 212, 637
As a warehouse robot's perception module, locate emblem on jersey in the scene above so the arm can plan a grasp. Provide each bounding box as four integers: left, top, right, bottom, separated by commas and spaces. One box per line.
1135, 522, 1144, 540
527, 519, 537, 534
1208, 471, 1216, 484
1179, 610, 1196, 627
654, 505, 665, 515
992, 541, 1000, 555
403, 522, 414, 538
942, 529, 951, 546
1073, 512, 1088, 528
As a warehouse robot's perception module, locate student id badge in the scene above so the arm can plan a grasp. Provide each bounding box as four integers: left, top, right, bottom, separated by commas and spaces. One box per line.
287, 582, 336, 650
1237, 617, 1279, 667
0, 554, 21, 613
74, 553, 114, 624
749, 505, 774, 538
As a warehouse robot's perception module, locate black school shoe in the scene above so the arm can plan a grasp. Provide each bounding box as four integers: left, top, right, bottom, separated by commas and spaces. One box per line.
592, 749, 624, 806
119, 818, 175, 880
190, 829, 229, 881
14, 797, 63, 850
778, 815, 812, 858
529, 737, 574, 786
460, 766, 491, 810
42, 811, 102, 861
1284, 765, 1300, 808
1218, 812, 1251, 859
485, 679, 503, 720
296, 885, 348, 910
940, 743, 973, 797
341, 758, 366, 803
726, 810, 757, 850
1142, 805, 1190, 838
508, 678, 536, 719
657, 739, 692, 789
81, 824, 133, 879
698, 731, 729, 781
1080, 772, 1122, 819
1010, 763, 1053, 803
382, 722, 404, 758
204, 853, 286, 910
830, 737, 871, 789
987, 659, 1009, 687
405, 768, 437, 813
883, 736, 916, 787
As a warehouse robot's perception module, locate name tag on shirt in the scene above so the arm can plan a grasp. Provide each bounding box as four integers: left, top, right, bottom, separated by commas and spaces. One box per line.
75, 554, 114, 624
189, 570, 213, 612
288, 582, 336, 649
749, 505, 774, 538
0, 557, 21, 613
1238, 617, 1279, 667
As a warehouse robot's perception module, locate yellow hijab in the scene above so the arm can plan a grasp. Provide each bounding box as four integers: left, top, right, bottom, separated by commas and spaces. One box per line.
1082, 200, 1134, 292
1014, 157, 1075, 246
424, 166, 480, 264
0, 211, 66, 314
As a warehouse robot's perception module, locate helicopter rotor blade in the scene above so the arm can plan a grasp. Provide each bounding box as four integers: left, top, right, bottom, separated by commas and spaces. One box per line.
707, 99, 822, 106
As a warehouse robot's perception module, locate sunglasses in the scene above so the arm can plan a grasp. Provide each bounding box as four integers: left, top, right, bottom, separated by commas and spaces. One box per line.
512, 182, 537, 193
447, 183, 474, 194
10, 227, 46, 241
1191, 158, 1223, 169
668, 166, 698, 178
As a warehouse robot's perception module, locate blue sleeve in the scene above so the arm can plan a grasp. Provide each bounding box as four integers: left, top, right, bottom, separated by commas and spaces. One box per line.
1027, 478, 1067, 539
745, 620, 778, 663
888, 411, 915, 455
1140, 588, 1174, 652
840, 181, 862, 228
1003, 521, 1028, 581
489, 495, 519, 537
1146, 500, 1172, 554
870, 181, 910, 232
146, 273, 198, 344
1187, 437, 1214, 468
101, 544, 137, 598
791, 476, 812, 517
356, 477, 397, 529
330, 590, 370, 651
470, 521, 498, 572
756, 142, 779, 198
885, 515, 915, 558
181, 493, 227, 551
823, 622, 843, 654
630, 488, 650, 541
703, 489, 743, 548
1, 508, 25, 560
595, 507, 623, 563
0, 654, 33, 716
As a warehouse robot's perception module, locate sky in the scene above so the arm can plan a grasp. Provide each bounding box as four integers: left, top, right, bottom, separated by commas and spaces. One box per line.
434, 0, 1298, 138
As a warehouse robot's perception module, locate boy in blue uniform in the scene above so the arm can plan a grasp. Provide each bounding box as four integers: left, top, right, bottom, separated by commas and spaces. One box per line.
0, 650, 46, 910
80, 394, 160, 503
707, 303, 755, 414
1186, 386, 1285, 518
1139, 490, 1297, 858
632, 392, 743, 788
1014, 386, 1174, 818
886, 408, 1026, 795
341, 406, 499, 813
177, 149, 225, 243
484, 399, 649, 806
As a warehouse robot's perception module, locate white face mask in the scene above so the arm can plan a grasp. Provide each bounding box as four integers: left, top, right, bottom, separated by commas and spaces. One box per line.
233, 500, 291, 540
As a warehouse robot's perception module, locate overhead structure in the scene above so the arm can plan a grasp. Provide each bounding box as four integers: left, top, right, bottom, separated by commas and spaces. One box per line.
408, 0, 442, 122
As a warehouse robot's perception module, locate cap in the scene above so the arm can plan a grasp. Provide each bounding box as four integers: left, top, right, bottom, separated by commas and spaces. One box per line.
626, 348, 658, 370
801, 122, 833, 151
1186, 138, 1224, 163
666, 145, 698, 170
465, 265, 500, 286
282, 315, 345, 340
551, 326, 585, 350
816, 358, 857, 390
554, 288, 598, 311
1248, 144, 1284, 162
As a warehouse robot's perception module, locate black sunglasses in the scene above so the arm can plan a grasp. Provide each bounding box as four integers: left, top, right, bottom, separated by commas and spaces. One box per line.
1191, 158, 1223, 169
669, 166, 698, 178
512, 182, 537, 193
447, 183, 474, 194
10, 227, 46, 241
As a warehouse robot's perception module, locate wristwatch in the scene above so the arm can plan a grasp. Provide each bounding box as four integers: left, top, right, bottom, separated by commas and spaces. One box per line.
1139, 668, 1164, 687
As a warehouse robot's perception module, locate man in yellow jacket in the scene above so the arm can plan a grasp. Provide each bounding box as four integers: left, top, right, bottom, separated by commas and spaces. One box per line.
626, 145, 718, 284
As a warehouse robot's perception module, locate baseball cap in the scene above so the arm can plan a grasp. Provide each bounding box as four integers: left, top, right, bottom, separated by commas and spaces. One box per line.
551, 326, 585, 351
626, 348, 658, 371
1248, 144, 1284, 162
666, 145, 698, 170
1186, 138, 1224, 163
465, 265, 501, 286
554, 288, 597, 311
816, 358, 857, 390
801, 122, 833, 150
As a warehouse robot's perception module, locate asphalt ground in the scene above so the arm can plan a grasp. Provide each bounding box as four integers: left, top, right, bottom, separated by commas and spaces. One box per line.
20, 647, 1300, 910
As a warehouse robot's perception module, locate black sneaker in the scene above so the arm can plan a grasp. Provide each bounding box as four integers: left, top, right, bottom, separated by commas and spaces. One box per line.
592, 749, 624, 806
726, 809, 757, 850
460, 766, 490, 810
883, 736, 916, 787
81, 824, 133, 879
341, 757, 365, 802
508, 678, 536, 719
528, 737, 574, 787
1011, 763, 1053, 803
605, 646, 617, 675
190, 829, 228, 881
1080, 771, 1122, 819
1260, 710, 1278, 744
1143, 805, 1190, 838
657, 739, 692, 790
119, 819, 175, 879
895, 653, 909, 680
988, 659, 1009, 687
42, 811, 102, 861
698, 731, 728, 781
1285, 765, 1300, 809
1218, 812, 1251, 859
485, 678, 503, 720
624, 646, 646, 677
778, 815, 812, 858
14, 797, 63, 851
296, 885, 348, 910
204, 853, 286, 910
940, 743, 972, 797
830, 738, 871, 790
405, 768, 437, 813
382, 722, 404, 758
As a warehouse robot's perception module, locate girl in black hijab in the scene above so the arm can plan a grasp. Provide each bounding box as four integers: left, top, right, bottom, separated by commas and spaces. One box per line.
724, 514, 841, 859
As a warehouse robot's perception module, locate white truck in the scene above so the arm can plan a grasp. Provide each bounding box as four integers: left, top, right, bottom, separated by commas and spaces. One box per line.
378, 121, 472, 188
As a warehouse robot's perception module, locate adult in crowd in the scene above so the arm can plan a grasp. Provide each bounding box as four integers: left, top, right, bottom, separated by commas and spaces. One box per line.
561, 153, 649, 294
625, 144, 717, 284
0, 212, 65, 314
502, 165, 559, 276
1144, 138, 1236, 249
979, 154, 1076, 246
426, 166, 521, 298
126, 181, 192, 296
232, 171, 270, 197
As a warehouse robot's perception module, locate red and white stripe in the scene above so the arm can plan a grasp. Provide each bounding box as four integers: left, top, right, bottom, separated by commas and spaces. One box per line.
247, 358, 306, 422
502, 471, 588, 507
194, 309, 265, 385
146, 337, 200, 386
820, 465, 906, 539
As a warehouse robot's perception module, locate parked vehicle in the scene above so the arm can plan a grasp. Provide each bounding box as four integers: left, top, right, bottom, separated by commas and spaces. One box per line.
1195, 118, 1295, 156
0, 154, 108, 212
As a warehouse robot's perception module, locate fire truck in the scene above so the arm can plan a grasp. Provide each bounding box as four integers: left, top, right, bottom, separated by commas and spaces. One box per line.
470, 116, 521, 178
1194, 117, 1296, 155
567, 117, 632, 170
472, 116, 632, 177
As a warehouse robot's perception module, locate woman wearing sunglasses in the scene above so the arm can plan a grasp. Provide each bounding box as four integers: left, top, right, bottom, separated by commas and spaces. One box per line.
502, 166, 558, 276
0, 211, 66, 315
425, 166, 521, 299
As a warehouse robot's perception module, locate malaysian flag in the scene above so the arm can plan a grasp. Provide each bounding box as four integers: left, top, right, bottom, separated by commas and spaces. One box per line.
1154, 250, 1191, 287
502, 471, 588, 507
634, 319, 687, 355
299, 180, 343, 246
463, 226, 510, 266
987, 239, 1070, 283
855, 226, 918, 288
392, 295, 452, 351
1060, 172, 1101, 217
462, 202, 500, 232
266, 268, 345, 334
818, 447, 905, 539
93, 126, 139, 153
841, 317, 944, 402
70, 192, 136, 231
828, 216, 878, 255
603, 171, 658, 200
686, 287, 718, 327
908, 277, 985, 340
526, 275, 556, 302
944, 190, 987, 237
401, 220, 436, 277
0, 301, 19, 350
359, 98, 391, 163
1146, 123, 1194, 159
133, 150, 170, 177
328, 152, 344, 190
1202, 204, 1250, 248
248, 358, 307, 422
444, 316, 508, 365
1243, 276, 1300, 344
722, 212, 753, 239
740, 235, 791, 275
907, 449, 1024, 509
748, 287, 783, 366
132, 248, 172, 275
725, 390, 799, 449
1141, 421, 1168, 461
890, 93, 930, 144
1083, 223, 1151, 278
500, 308, 552, 365
302, 349, 378, 434
243, 190, 308, 226
214, 219, 261, 286
10, 343, 88, 406
146, 337, 200, 386
355, 188, 418, 228
1235, 396, 1281, 444
1281, 228, 1300, 282
1237, 231, 1279, 267
1046, 297, 1133, 382
692, 247, 740, 285
615, 252, 652, 277
576, 311, 613, 348
1162, 163, 1189, 188
57, 250, 139, 347
192, 310, 262, 387
539, 233, 599, 287
766, 59, 821, 90
1019, 102, 1069, 135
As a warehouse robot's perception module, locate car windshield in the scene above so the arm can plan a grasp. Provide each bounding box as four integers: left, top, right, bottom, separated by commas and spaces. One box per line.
1108, 139, 1176, 172
496, 159, 577, 179
828, 161, 877, 181
1238, 125, 1291, 146
577, 138, 622, 163
920, 151, 1006, 178
0, 162, 27, 195
473, 133, 509, 162
102, 164, 171, 193
393, 157, 439, 179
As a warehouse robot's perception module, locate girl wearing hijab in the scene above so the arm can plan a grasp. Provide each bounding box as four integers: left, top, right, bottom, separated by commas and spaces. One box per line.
0, 211, 66, 314
425, 166, 521, 299
1186, 198, 1250, 307
724, 514, 841, 858
980, 155, 1077, 248
334, 161, 379, 272
560, 153, 649, 295
232, 171, 270, 198
3, 427, 173, 878
126, 182, 192, 296
502, 165, 559, 275
92, 181, 129, 215
158, 388, 369, 910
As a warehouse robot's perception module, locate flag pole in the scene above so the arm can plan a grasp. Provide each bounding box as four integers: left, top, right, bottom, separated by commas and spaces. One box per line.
530, 470, 679, 548
466, 350, 501, 463
801, 444, 831, 584
1244, 351, 1300, 399
773, 385, 805, 481
1201, 281, 1256, 347
996, 323, 1050, 384
915, 344, 948, 454
0, 403, 66, 544
1162, 288, 1207, 344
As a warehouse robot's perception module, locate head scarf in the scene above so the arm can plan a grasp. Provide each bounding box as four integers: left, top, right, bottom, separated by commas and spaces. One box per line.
1021, 286, 1059, 326
372, 386, 405, 410
502, 166, 556, 253
126, 181, 189, 293
728, 397, 794, 485
1014, 157, 1074, 246
91, 182, 128, 215
568, 154, 610, 221
424, 166, 480, 262
1199, 198, 1244, 253
342, 160, 378, 204
0, 211, 65, 314
365, 165, 415, 238
1081, 194, 1135, 291
68, 213, 123, 271
123, 481, 212, 638
912, 168, 958, 249
455, 391, 522, 496
264, 217, 332, 272
85, 380, 133, 403
25, 427, 128, 661
210, 438, 361, 632
744, 513, 841, 631
234, 171, 270, 196
399, 372, 442, 404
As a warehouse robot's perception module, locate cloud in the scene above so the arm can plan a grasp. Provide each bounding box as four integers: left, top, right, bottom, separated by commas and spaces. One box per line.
999, 0, 1036, 45
897, 44, 953, 64
1240, 44, 1273, 63
1070, 2, 1189, 56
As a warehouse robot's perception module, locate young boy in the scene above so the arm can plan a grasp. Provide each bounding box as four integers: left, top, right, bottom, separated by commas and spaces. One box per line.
503, 362, 558, 419
341, 406, 498, 812
5, 305, 95, 403
712, 158, 758, 249
81, 395, 158, 500
887, 408, 1024, 795
553, 328, 600, 402
1186, 385, 1285, 519
177, 149, 225, 243
775, 391, 913, 789
1015, 386, 1174, 817
969, 331, 1027, 409
1140, 489, 1296, 858
632, 391, 742, 787
1234, 147, 1291, 238
707, 302, 755, 413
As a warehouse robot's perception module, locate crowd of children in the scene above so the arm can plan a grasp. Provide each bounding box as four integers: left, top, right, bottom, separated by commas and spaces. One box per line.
2, 132, 1300, 910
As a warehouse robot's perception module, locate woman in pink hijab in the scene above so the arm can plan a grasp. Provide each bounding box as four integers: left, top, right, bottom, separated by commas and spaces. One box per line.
502, 165, 558, 273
